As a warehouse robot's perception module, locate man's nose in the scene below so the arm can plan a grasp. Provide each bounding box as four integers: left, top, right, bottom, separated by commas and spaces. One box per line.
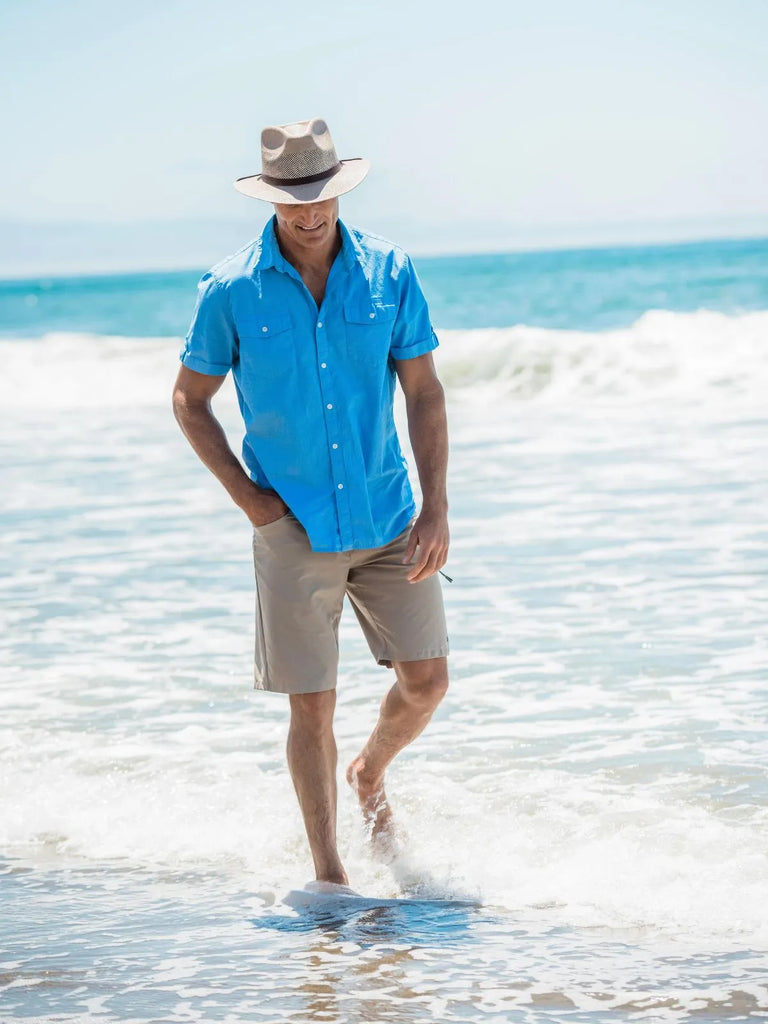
297, 204, 323, 226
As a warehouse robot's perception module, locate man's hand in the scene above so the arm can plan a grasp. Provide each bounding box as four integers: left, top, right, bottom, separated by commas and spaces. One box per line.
402, 509, 450, 583
242, 486, 289, 528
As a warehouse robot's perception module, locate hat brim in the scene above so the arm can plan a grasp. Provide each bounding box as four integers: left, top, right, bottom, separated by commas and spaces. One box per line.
234, 158, 370, 204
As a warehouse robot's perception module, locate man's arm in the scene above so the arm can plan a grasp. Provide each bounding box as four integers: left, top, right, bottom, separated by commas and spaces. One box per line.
172, 365, 287, 526
395, 352, 449, 582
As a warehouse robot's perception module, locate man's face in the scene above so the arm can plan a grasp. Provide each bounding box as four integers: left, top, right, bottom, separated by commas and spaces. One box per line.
273, 197, 339, 254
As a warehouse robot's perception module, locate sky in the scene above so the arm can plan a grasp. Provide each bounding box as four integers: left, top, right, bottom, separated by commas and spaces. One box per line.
1, 0, 767, 274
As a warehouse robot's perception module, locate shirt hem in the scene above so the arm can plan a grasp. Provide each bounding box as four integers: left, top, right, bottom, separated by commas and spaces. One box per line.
306, 504, 416, 553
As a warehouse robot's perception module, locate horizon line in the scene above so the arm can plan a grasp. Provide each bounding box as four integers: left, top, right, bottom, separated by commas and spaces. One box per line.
0, 228, 767, 284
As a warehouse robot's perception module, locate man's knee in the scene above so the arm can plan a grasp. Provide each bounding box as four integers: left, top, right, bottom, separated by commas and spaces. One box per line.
289, 689, 337, 733
394, 657, 449, 708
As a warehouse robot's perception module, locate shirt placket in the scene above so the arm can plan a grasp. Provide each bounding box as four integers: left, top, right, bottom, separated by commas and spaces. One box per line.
315, 292, 354, 550
271, 238, 357, 552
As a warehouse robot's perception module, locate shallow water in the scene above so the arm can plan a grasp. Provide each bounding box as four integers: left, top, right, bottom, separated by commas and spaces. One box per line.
1, 304, 767, 1021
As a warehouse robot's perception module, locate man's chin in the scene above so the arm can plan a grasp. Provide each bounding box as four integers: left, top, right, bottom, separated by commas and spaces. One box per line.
297, 227, 328, 240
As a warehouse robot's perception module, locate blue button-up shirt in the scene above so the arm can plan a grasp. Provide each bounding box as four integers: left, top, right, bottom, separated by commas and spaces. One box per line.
181, 216, 439, 552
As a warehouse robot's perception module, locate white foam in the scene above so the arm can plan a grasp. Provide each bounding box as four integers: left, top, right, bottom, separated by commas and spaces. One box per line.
436, 308, 768, 408
1, 308, 766, 414
2, 306, 767, 960
0, 333, 184, 410
2, 709, 766, 949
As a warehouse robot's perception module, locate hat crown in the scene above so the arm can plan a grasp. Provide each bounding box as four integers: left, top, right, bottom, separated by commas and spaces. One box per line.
235, 116, 369, 203
260, 118, 340, 183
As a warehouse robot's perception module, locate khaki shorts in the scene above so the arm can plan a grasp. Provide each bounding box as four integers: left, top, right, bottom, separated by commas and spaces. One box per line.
251, 514, 449, 694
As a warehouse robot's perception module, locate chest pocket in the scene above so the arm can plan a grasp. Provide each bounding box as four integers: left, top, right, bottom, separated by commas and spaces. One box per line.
343, 299, 397, 367
238, 312, 292, 341
237, 312, 294, 383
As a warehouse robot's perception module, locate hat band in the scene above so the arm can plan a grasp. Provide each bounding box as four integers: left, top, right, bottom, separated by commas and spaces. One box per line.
261, 162, 343, 187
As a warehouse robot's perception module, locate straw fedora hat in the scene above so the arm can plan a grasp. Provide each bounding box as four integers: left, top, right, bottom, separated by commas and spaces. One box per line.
234, 118, 370, 204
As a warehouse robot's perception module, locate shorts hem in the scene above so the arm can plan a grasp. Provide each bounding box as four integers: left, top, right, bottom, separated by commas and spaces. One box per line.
253, 677, 337, 695
375, 643, 450, 667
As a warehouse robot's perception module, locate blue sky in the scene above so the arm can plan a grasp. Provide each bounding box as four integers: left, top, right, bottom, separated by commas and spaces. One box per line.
1, 0, 767, 272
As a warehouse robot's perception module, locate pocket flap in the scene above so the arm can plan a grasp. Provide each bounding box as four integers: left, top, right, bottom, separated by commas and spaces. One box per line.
238, 312, 292, 339
343, 299, 397, 325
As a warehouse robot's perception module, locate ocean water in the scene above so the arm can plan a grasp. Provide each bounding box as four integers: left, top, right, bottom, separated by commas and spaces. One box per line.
1, 236, 767, 1023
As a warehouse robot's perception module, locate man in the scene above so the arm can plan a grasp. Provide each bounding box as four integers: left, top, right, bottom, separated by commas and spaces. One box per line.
172, 118, 450, 889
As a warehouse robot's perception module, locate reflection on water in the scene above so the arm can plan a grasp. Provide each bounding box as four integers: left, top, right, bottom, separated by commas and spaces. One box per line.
253, 896, 484, 943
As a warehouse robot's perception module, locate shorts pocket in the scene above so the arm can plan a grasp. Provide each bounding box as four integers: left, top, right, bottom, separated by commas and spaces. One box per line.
252, 512, 292, 535
252, 571, 268, 687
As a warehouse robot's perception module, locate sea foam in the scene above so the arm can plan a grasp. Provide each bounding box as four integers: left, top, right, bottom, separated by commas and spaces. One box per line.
2, 306, 767, 1019
1, 308, 766, 412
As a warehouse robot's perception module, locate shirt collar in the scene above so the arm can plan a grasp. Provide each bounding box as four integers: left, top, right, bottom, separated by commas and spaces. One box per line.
254, 215, 363, 274
336, 218, 365, 272
254, 215, 285, 271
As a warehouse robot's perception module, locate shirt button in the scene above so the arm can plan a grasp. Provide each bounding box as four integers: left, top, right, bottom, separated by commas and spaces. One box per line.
337, 483, 344, 489
368, 312, 375, 319
320, 362, 327, 369
327, 403, 333, 410
317, 321, 323, 328
332, 443, 338, 449
262, 326, 268, 333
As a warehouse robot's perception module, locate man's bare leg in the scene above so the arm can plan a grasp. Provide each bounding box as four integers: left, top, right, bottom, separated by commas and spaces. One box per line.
287, 690, 348, 885
346, 657, 448, 849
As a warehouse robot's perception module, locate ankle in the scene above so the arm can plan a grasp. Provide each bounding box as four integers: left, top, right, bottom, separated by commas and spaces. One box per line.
347, 755, 383, 793
315, 867, 349, 886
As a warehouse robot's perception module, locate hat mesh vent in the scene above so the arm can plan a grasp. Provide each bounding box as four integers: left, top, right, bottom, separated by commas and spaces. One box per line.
275, 146, 337, 179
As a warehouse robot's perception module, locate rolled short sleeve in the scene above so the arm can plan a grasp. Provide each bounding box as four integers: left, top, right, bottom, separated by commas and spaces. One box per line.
180, 273, 237, 375
389, 256, 439, 361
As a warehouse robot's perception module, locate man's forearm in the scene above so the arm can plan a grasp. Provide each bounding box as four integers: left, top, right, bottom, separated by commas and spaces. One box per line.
405, 381, 449, 514
173, 397, 259, 512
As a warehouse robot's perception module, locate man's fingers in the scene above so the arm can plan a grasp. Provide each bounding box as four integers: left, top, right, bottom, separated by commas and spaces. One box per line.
406, 551, 429, 581
406, 544, 444, 582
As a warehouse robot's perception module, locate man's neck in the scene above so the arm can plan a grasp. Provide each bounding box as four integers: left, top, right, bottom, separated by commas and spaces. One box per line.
275, 223, 342, 279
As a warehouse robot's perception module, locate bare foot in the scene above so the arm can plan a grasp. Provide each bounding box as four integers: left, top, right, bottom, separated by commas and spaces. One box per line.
346, 755, 400, 860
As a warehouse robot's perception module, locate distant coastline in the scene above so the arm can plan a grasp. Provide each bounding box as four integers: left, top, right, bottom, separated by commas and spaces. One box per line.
1, 213, 767, 280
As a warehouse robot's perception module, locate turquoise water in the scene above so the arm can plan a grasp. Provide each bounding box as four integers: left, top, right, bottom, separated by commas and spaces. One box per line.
1, 235, 767, 337
1, 235, 767, 1022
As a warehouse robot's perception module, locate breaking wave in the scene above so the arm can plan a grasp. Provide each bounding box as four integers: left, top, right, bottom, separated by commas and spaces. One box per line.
0, 308, 765, 412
